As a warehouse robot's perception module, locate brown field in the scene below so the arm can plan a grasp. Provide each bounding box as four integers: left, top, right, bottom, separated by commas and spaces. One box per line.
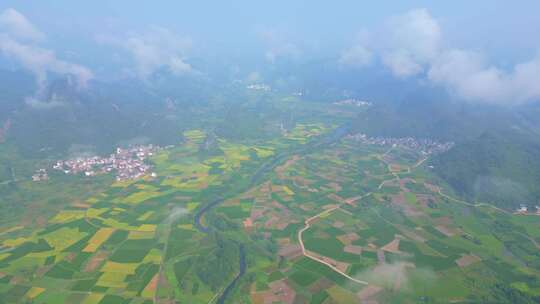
243, 218, 253, 228
337, 233, 360, 245
278, 244, 303, 260
308, 278, 333, 293
391, 192, 423, 217
142, 273, 159, 298
357, 284, 383, 302
435, 225, 461, 237
275, 155, 300, 179
381, 238, 400, 253
72, 202, 91, 209
252, 280, 296, 304
84, 251, 108, 272
83, 228, 115, 253
389, 164, 402, 172
328, 182, 342, 192
327, 193, 346, 204
333, 221, 345, 228
344, 245, 363, 255
307, 251, 349, 273
456, 254, 481, 268
424, 182, 440, 193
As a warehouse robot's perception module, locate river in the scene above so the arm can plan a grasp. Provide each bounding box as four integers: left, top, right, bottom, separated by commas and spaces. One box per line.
193, 123, 352, 303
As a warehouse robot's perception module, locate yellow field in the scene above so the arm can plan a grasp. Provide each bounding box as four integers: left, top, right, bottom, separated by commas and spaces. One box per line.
4, 256, 46, 273
43, 227, 87, 252
142, 248, 162, 263
86, 197, 99, 204
26, 250, 55, 258
137, 224, 157, 232
253, 146, 274, 158
96, 272, 128, 288
282, 186, 294, 196
327, 285, 358, 303
137, 211, 154, 221
184, 129, 206, 143
177, 224, 196, 231
83, 228, 115, 253
101, 261, 138, 274
82, 293, 105, 304
49, 210, 85, 224
0, 253, 10, 261
187, 202, 199, 211
25, 287, 45, 299
161, 174, 216, 190
135, 184, 160, 192
128, 230, 155, 239
141, 273, 159, 299
123, 191, 163, 204
101, 218, 141, 231
3, 237, 27, 247
86, 208, 108, 218
0, 225, 23, 235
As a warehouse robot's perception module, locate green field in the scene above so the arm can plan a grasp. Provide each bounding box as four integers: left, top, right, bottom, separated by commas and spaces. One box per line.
1, 96, 540, 304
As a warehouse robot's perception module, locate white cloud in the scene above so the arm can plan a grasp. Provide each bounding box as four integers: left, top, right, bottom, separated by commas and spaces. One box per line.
382, 8, 441, 64
0, 35, 93, 89
342, 8, 540, 104
0, 8, 44, 42
381, 50, 423, 77
98, 26, 192, 78
257, 28, 302, 63
265, 43, 301, 63
428, 49, 540, 103
0, 8, 93, 91
25, 95, 65, 109
339, 45, 373, 68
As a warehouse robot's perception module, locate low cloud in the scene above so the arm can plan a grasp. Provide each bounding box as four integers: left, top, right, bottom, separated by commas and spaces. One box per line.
429, 50, 540, 103
354, 261, 436, 294
0, 35, 93, 89
341, 8, 540, 104
164, 207, 189, 225
25, 95, 66, 109
97, 26, 193, 78
0, 8, 44, 42
0, 8, 93, 100
257, 28, 302, 63
339, 45, 373, 68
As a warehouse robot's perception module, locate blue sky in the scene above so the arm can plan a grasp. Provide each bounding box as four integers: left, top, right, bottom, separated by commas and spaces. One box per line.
2, 1, 539, 57
0, 1, 539, 104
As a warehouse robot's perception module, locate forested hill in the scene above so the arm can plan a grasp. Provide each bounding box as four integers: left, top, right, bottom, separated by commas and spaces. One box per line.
351, 99, 540, 210
431, 129, 540, 209
351, 99, 518, 142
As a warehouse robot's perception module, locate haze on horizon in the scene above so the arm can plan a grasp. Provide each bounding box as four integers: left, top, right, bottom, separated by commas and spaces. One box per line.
0, 1, 540, 104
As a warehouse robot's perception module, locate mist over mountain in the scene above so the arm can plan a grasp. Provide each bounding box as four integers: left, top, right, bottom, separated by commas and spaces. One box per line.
1, 3, 540, 303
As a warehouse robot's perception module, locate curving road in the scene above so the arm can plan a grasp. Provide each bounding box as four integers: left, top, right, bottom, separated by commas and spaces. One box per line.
193, 124, 352, 304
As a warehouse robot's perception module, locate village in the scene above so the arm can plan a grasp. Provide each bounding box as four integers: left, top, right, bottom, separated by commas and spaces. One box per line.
42, 145, 162, 181
347, 133, 454, 155
333, 98, 372, 107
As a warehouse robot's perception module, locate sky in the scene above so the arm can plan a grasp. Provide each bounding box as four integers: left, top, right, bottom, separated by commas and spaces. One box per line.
0, 1, 540, 104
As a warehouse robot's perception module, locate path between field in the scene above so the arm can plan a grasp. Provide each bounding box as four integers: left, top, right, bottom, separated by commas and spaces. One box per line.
297, 205, 369, 285
297, 147, 539, 287
296, 147, 400, 286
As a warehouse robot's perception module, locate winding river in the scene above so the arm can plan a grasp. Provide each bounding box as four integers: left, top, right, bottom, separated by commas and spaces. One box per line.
193, 123, 351, 304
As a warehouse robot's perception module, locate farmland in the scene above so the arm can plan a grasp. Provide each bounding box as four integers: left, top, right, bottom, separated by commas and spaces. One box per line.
1, 99, 540, 304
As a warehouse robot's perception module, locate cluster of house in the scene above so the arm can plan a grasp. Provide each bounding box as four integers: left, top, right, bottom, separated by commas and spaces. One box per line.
51, 145, 161, 181
333, 99, 372, 107
348, 133, 454, 155
31, 168, 49, 181
246, 84, 271, 91
515, 204, 540, 215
